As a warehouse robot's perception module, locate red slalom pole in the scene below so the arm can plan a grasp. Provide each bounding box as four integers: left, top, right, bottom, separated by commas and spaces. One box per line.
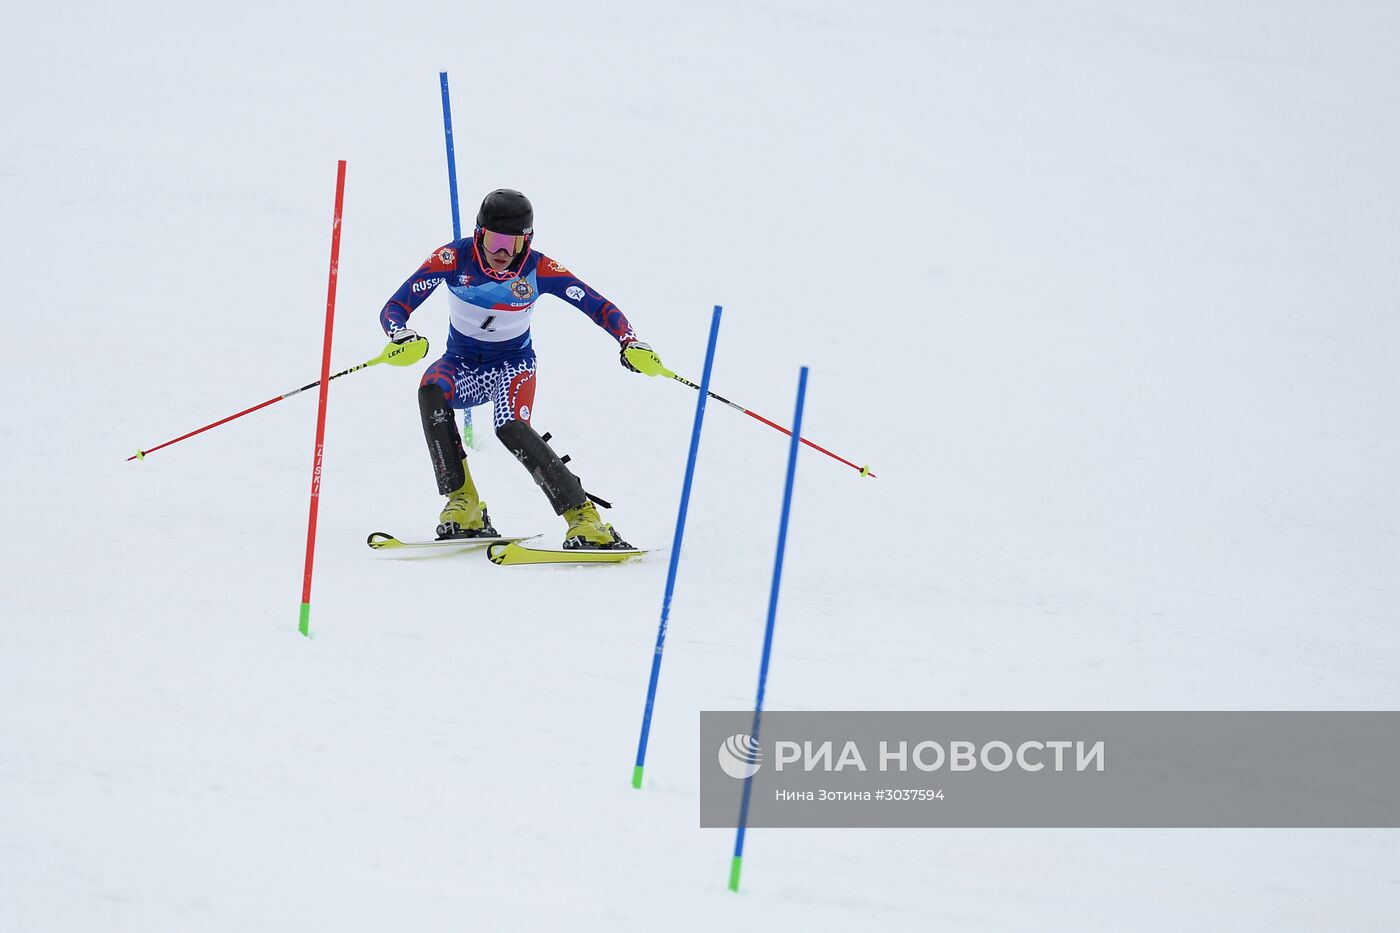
299, 160, 346, 637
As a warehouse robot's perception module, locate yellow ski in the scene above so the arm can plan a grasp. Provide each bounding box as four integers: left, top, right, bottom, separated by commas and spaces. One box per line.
367, 532, 538, 553
486, 541, 647, 566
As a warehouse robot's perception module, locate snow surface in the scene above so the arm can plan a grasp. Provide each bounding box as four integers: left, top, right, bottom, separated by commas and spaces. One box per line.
3, 1, 1398, 930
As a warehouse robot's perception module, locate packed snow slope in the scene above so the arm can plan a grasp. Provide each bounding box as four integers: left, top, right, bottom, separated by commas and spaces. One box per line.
3, 1, 1397, 930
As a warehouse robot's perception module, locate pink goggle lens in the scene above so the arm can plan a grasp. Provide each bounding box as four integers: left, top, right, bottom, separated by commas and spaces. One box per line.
480, 229, 527, 255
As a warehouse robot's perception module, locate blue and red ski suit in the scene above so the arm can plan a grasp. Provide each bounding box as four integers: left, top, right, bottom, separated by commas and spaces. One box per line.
380, 238, 637, 429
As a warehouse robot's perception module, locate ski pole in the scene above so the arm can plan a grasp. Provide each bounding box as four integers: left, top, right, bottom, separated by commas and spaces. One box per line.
128, 337, 430, 462
621, 345, 875, 478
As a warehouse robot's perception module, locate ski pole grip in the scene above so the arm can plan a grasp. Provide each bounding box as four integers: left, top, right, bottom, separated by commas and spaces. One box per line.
623, 344, 668, 377
383, 336, 430, 367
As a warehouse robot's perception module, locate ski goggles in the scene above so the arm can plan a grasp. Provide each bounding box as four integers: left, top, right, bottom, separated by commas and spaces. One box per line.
479, 228, 529, 256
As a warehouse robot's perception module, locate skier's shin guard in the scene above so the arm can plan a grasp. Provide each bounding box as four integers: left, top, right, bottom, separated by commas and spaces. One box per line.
418, 385, 467, 494
495, 419, 587, 515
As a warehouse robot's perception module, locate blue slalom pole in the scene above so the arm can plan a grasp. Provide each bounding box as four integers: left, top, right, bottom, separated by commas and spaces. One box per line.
440, 70, 480, 445
729, 365, 808, 892
439, 71, 461, 240
632, 305, 724, 789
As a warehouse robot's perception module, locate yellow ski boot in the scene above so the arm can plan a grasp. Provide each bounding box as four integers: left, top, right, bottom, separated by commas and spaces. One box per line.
562, 500, 631, 550
436, 459, 498, 539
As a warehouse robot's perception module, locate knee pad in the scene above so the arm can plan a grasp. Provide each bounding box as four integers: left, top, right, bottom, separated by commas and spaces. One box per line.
419, 385, 466, 494
496, 419, 586, 515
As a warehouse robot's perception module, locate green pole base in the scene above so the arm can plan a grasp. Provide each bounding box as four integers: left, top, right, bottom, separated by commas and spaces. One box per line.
298, 602, 310, 637
728, 855, 743, 891
631, 764, 644, 789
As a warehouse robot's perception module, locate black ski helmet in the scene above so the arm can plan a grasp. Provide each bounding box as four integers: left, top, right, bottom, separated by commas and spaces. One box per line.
475, 188, 533, 235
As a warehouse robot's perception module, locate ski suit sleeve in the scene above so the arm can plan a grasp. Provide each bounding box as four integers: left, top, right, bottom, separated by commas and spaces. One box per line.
534, 254, 638, 345
379, 243, 461, 338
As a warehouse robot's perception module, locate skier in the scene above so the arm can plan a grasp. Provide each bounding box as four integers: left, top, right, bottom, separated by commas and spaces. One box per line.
379, 188, 664, 548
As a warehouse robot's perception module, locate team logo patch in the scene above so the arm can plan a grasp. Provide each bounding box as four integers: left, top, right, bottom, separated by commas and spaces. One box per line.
547, 260, 569, 274
565, 285, 585, 302
437, 247, 456, 265
510, 278, 535, 301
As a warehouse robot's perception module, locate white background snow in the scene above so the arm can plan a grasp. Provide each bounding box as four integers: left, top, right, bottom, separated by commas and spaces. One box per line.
3, 1, 1397, 929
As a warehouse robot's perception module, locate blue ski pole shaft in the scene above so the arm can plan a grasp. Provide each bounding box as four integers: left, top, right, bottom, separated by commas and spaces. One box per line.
730, 365, 808, 891
633, 305, 724, 789
439, 71, 461, 239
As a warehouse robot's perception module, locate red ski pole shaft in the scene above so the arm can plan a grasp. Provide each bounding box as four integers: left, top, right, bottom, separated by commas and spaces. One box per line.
127, 356, 384, 462
667, 373, 875, 478
127, 396, 283, 461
